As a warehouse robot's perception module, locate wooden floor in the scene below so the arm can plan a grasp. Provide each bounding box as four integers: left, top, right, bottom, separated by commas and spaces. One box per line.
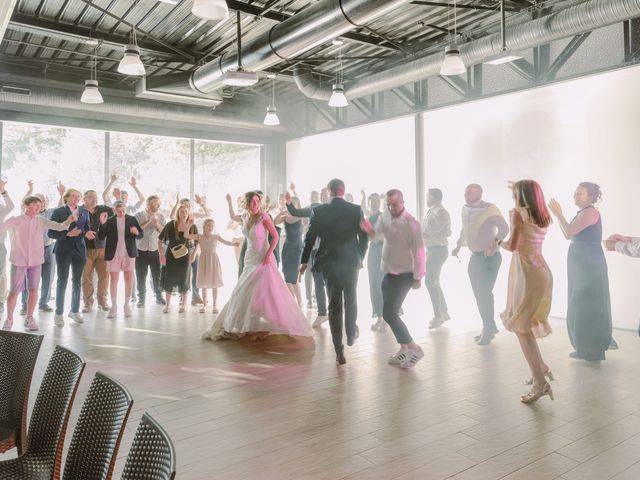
4, 288, 640, 480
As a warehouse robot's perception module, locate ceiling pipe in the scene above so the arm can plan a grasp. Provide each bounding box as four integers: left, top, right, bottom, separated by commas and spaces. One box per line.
294, 0, 640, 102
189, 0, 413, 94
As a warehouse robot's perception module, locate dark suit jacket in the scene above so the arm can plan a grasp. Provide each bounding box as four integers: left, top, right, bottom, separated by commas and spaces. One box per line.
48, 205, 91, 255
286, 202, 321, 219
97, 215, 144, 261
301, 197, 368, 274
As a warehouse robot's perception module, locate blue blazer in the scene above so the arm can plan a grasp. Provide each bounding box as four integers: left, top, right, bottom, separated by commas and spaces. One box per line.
48, 205, 91, 255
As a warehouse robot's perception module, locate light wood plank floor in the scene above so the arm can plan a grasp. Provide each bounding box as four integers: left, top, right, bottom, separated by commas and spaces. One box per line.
3, 287, 640, 480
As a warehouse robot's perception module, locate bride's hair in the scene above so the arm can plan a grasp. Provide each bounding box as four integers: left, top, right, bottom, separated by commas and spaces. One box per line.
243, 191, 262, 212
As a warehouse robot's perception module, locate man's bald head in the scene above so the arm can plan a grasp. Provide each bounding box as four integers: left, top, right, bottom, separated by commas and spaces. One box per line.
464, 184, 483, 204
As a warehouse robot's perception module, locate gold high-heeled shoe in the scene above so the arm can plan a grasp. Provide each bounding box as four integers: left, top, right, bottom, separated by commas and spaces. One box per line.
524, 370, 554, 385
520, 381, 554, 404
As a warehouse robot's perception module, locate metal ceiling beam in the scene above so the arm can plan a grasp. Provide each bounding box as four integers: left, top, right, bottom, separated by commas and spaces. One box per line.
411, 1, 518, 12
77, 0, 196, 62
7, 13, 191, 63
543, 32, 591, 81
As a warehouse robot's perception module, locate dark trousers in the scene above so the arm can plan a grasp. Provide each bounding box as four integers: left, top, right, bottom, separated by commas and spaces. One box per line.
135, 250, 162, 301
468, 251, 501, 333
310, 250, 327, 316
22, 244, 54, 310
324, 268, 358, 352
382, 273, 414, 344
191, 256, 200, 298
425, 246, 449, 318
55, 249, 86, 315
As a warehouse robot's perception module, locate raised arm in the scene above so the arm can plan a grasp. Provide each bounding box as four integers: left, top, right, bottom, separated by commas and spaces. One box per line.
285, 191, 312, 218
25, 180, 34, 199
548, 199, 598, 239
56, 181, 65, 207
226, 193, 242, 222
128, 177, 145, 210
0, 179, 15, 216
103, 174, 117, 203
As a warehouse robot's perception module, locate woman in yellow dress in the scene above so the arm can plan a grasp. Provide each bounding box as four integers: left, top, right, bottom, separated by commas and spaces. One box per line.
497, 180, 554, 404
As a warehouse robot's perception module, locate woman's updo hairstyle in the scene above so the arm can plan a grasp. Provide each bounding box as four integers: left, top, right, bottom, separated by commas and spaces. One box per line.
578, 182, 602, 204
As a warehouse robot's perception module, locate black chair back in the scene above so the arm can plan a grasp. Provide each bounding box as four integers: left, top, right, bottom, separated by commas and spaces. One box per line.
120, 413, 176, 480
0, 331, 43, 454
62, 372, 133, 480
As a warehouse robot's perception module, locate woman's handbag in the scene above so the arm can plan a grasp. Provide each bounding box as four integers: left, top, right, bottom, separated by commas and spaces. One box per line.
170, 243, 189, 259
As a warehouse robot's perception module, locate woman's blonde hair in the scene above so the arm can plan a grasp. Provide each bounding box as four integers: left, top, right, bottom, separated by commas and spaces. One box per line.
63, 188, 81, 202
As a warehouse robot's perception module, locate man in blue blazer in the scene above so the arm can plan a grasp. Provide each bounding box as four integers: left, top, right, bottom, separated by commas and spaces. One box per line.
48, 188, 93, 327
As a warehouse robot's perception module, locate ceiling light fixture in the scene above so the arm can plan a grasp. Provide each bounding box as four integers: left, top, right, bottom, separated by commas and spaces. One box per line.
117, 29, 145, 76
81, 47, 103, 104
263, 79, 280, 126
222, 11, 258, 86
483, 0, 522, 65
192, 0, 229, 22
440, 1, 466, 76
329, 45, 348, 108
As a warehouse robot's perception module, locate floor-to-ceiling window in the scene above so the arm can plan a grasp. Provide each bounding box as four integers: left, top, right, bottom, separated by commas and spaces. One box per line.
2, 122, 104, 202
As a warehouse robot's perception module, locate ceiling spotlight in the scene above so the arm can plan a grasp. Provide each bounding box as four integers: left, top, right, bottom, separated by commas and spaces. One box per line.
332, 38, 344, 46
440, 45, 466, 76
192, 0, 229, 21
222, 69, 259, 86
263, 106, 280, 126
483, 1, 521, 65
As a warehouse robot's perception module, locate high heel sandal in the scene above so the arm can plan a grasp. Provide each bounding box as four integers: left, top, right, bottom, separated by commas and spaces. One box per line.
524, 370, 554, 385
520, 381, 554, 404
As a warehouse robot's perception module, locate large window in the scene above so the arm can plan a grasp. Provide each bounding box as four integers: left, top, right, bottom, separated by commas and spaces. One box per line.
109, 132, 190, 215
2, 122, 104, 203
286, 116, 416, 211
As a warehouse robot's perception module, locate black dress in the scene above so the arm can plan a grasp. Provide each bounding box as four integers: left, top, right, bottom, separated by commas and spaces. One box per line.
281, 220, 303, 284
567, 208, 612, 360
159, 221, 196, 293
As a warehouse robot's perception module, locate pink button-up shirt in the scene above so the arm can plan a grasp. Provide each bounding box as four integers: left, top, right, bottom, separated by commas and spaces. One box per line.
0, 214, 68, 267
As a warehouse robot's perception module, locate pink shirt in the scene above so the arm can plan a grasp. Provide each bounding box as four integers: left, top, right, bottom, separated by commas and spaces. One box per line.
114, 216, 128, 257
0, 214, 68, 266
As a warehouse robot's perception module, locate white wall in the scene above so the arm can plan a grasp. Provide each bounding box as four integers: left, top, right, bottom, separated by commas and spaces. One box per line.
423, 64, 640, 331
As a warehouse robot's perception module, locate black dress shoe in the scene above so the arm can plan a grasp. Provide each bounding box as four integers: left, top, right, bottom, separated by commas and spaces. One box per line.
156, 296, 166, 305
336, 348, 346, 365
347, 325, 360, 346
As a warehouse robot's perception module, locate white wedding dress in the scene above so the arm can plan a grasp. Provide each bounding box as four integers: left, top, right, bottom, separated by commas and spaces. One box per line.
201, 213, 313, 340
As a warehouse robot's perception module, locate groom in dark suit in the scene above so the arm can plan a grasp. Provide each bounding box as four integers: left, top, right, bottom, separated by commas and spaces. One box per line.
301, 179, 368, 365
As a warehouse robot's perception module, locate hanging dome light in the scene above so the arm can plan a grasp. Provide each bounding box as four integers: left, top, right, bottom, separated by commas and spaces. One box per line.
81, 80, 104, 104
440, 45, 466, 76
263, 106, 280, 126
192, 0, 229, 21
328, 83, 348, 108
118, 43, 145, 76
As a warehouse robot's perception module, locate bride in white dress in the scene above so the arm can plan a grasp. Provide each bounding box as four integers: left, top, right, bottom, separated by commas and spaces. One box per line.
201, 191, 313, 340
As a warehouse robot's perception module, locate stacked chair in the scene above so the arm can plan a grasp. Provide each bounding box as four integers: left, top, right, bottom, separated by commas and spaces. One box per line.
0, 331, 177, 480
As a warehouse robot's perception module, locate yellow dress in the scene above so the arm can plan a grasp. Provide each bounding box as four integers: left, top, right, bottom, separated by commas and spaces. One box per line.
501, 212, 553, 338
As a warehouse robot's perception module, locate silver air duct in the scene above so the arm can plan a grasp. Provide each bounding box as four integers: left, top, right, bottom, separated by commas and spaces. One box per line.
294, 0, 640, 101
190, 0, 413, 94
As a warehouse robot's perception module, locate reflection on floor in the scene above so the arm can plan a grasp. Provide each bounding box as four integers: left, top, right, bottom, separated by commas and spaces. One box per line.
5, 288, 640, 480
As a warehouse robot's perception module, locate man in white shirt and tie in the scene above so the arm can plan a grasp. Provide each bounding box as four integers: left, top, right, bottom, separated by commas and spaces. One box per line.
451, 184, 509, 345
422, 188, 452, 329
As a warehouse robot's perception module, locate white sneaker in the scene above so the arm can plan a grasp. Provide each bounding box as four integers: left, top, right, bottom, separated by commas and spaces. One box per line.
24, 317, 39, 331
2, 318, 13, 330
400, 347, 425, 369
387, 349, 409, 366
124, 305, 132, 318
312, 315, 328, 328
69, 312, 84, 324
54, 314, 65, 327
107, 307, 117, 319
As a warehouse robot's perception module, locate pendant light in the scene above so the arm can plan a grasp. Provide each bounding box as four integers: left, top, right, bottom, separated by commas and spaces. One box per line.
329, 45, 348, 108
81, 47, 104, 104
484, 0, 522, 65
192, 0, 229, 21
440, 1, 466, 76
222, 11, 258, 86
263, 79, 280, 126
118, 29, 145, 76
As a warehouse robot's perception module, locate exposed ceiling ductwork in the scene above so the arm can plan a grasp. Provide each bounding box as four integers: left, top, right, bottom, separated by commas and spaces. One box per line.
135, 73, 223, 108
189, 0, 413, 95
294, 0, 640, 102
